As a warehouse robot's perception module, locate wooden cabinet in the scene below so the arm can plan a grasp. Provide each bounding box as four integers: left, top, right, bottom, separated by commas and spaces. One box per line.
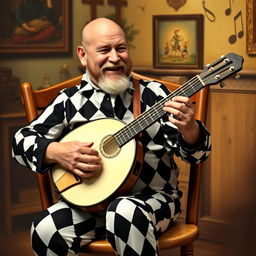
199, 75, 256, 243
0, 112, 41, 235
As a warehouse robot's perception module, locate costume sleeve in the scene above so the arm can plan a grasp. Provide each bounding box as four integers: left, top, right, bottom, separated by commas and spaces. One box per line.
162, 118, 211, 163
11, 91, 68, 174
148, 80, 211, 164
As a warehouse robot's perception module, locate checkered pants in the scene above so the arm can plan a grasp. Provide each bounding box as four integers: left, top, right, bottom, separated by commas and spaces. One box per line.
31, 192, 181, 256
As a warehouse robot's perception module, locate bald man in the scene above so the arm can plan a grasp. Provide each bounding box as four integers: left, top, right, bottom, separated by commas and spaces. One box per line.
12, 18, 211, 255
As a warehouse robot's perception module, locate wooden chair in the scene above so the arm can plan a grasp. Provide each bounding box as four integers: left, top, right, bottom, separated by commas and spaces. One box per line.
20, 72, 209, 256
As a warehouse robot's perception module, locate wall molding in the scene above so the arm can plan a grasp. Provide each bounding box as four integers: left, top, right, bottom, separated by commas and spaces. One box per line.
210, 76, 256, 93
133, 67, 256, 78
133, 67, 256, 93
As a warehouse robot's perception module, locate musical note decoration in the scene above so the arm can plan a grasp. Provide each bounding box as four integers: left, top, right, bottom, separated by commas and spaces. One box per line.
202, 0, 216, 22
222, 0, 245, 44
229, 10, 244, 44
225, 0, 234, 16
166, 0, 187, 11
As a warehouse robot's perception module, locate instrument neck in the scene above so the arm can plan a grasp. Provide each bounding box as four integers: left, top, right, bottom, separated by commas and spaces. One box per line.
115, 75, 204, 147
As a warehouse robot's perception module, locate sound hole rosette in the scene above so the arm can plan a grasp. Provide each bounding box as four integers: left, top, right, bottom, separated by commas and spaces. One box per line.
100, 134, 121, 158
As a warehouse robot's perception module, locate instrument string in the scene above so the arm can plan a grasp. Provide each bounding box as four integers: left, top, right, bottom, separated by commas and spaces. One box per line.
102, 135, 118, 152
116, 80, 199, 144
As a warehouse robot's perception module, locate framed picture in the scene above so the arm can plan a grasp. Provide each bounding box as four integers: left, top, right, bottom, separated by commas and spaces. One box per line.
0, 0, 72, 56
246, 0, 256, 55
153, 14, 204, 69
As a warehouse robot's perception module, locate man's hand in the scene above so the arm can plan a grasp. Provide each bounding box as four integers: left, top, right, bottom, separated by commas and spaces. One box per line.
163, 96, 200, 145
44, 141, 102, 178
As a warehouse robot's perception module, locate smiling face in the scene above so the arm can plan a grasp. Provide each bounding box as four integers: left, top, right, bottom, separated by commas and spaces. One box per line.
77, 18, 132, 93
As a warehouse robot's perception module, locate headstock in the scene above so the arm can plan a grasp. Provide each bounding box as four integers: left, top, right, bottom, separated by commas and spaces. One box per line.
199, 53, 244, 86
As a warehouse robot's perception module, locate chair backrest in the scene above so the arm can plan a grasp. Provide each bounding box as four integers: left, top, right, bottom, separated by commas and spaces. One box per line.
21, 72, 208, 224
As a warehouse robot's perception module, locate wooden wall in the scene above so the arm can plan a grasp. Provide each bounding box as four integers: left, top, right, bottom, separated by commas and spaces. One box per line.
199, 72, 256, 243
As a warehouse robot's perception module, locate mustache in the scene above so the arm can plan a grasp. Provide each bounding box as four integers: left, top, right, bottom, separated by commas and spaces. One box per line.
101, 62, 125, 71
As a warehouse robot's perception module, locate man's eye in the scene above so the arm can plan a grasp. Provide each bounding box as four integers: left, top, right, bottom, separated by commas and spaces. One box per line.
98, 48, 108, 53
117, 47, 127, 52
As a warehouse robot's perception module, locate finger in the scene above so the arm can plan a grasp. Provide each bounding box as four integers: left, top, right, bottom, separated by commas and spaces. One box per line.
164, 100, 186, 110
82, 141, 94, 147
163, 103, 186, 119
77, 161, 102, 172
74, 141, 94, 148
168, 115, 186, 131
80, 147, 99, 156
174, 102, 188, 113
169, 107, 184, 120
72, 161, 102, 178
171, 96, 194, 108
164, 101, 194, 118
72, 168, 94, 178
79, 154, 102, 164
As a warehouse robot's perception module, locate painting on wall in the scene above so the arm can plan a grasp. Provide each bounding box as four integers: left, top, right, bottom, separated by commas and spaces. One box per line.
153, 14, 204, 69
246, 0, 256, 55
0, 0, 72, 55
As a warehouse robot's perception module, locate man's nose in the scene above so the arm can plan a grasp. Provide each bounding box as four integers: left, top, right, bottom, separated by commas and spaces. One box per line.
108, 49, 120, 62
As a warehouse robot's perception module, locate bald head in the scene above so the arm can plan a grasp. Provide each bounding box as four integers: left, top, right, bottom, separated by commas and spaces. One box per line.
77, 18, 132, 90
82, 18, 127, 46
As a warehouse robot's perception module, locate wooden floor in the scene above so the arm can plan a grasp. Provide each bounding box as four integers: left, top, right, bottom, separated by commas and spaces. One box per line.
0, 214, 233, 256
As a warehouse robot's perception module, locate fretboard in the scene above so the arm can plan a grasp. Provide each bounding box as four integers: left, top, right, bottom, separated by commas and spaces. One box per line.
114, 75, 205, 147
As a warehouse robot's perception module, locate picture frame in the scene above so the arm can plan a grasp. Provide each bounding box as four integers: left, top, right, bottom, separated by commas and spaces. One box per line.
153, 14, 204, 69
246, 0, 256, 55
0, 0, 72, 56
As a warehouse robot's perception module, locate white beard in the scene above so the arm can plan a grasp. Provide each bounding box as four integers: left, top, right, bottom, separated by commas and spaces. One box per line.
98, 74, 130, 95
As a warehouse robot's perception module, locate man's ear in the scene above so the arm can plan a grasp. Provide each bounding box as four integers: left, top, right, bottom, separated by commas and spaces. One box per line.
77, 46, 87, 66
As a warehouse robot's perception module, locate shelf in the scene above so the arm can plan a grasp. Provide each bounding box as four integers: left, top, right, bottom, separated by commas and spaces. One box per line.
0, 112, 41, 235
133, 66, 201, 77
132, 67, 256, 79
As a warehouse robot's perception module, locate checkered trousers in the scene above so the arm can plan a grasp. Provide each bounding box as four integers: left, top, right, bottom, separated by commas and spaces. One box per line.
31, 191, 180, 256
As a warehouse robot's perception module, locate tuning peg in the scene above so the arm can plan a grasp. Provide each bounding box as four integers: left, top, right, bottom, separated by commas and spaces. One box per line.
220, 82, 225, 88
234, 74, 240, 80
